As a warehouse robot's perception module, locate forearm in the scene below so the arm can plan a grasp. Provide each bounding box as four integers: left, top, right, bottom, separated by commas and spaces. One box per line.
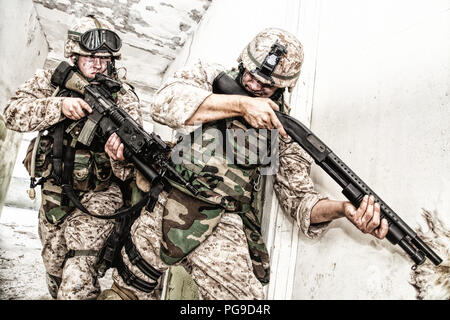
185, 94, 243, 125
310, 199, 346, 224
274, 138, 331, 238
4, 97, 64, 132
3, 69, 64, 132
150, 60, 226, 129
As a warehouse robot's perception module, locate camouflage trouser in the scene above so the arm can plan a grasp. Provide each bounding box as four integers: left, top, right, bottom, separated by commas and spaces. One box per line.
110, 191, 265, 300
38, 181, 123, 300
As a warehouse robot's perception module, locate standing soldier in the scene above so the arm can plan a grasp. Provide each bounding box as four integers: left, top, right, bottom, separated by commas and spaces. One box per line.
2, 15, 142, 300
101, 28, 388, 300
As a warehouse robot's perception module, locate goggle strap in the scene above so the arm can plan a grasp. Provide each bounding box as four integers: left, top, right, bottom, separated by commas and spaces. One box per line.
67, 30, 82, 42
87, 14, 103, 29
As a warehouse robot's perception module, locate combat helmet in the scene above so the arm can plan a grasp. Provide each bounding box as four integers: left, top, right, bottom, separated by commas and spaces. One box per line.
238, 28, 304, 90
64, 15, 122, 60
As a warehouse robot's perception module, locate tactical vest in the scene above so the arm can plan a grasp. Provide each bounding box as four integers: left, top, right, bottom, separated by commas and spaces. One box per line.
23, 87, 122, 225
160, 70, 286, 285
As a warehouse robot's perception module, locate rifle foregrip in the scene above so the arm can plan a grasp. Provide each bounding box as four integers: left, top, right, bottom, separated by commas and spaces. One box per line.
124, 149, 159, 183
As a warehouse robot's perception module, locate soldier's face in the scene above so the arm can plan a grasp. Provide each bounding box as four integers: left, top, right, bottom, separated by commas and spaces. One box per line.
242, 70, 278, 98
77, 55, 111, 79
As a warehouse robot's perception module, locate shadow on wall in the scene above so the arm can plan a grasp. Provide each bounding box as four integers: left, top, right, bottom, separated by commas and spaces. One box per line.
410, 209, 450, 300
0, 115, 6, 141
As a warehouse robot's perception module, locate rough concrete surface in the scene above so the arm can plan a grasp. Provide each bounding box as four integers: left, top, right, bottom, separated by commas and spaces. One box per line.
0, 205, 112, 300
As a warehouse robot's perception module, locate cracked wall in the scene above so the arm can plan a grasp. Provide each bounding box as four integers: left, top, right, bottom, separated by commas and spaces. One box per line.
1, 0, 212, 211
32, 0, 212, 115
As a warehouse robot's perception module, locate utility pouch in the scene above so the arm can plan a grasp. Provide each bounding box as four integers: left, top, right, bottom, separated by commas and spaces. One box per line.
92, 152, 113, 191
23, 134, 53, 179
72, 149, 92, 191
41, 182, 75, 224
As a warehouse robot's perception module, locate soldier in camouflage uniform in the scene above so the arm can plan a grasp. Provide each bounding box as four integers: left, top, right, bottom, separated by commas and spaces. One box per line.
3, 15, 142, 300
101, 28, 389, 300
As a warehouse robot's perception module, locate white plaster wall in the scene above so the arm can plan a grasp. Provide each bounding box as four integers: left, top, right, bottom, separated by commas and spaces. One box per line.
32, 0, 212, 116
0, 0, 49, 214
293, 0, 450, 299
158, 0, 308, 140
160, 0, 449, 300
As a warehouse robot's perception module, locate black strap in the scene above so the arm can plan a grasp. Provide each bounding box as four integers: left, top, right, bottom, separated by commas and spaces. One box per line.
62, 183, 151, 220
50, 122, 65, 186
124, 235, 163, 281
94, 182, 166, 280
62, 249, 99, 270
61, 143, 76, 206
115, 256, 157, 293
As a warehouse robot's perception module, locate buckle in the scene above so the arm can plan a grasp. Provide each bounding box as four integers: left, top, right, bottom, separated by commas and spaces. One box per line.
124, 269, 136, 285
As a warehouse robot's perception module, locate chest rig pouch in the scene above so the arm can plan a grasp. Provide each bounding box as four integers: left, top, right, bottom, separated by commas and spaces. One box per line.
23, 88, 113, 224
161, 108, 275, 284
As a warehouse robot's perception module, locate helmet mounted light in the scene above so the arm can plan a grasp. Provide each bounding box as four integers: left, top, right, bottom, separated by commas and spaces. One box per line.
251, 41, 287, 86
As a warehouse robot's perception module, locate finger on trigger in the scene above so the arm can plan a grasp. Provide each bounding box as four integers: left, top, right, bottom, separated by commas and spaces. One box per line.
74, 104, 86, 118
109, 133, 119, 146
80, 99, 93, 113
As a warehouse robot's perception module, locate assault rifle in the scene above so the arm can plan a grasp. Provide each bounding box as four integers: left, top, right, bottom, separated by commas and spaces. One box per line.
50, 61, 199, 213
212, 72, 443, 269
50, 61, 200, 276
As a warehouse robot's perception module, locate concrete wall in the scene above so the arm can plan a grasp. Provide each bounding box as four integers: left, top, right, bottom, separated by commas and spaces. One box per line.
32, 0, 212, 114
294, 0, 450, 299
159, 0, 449, 299
0, 0, 49, 216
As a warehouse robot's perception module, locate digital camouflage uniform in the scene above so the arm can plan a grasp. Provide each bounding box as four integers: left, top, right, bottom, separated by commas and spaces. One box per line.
3, 68, 141, 299
107, 59, 330, 300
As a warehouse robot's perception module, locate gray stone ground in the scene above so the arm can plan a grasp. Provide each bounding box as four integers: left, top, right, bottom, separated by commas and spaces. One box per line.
0, 205, 112, 300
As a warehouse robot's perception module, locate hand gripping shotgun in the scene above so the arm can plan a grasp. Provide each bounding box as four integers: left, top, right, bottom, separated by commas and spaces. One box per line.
212, 71, 442, 269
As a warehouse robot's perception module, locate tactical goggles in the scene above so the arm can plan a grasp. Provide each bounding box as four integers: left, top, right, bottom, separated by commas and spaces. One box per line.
68, 28, 122, 53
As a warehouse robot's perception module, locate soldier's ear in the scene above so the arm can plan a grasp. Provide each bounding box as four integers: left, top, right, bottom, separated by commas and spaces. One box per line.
70, 55, 79, 67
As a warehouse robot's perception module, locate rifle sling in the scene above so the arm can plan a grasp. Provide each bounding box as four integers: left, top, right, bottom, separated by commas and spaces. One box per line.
61, 183, 151, 220
50, 122, 65, 187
